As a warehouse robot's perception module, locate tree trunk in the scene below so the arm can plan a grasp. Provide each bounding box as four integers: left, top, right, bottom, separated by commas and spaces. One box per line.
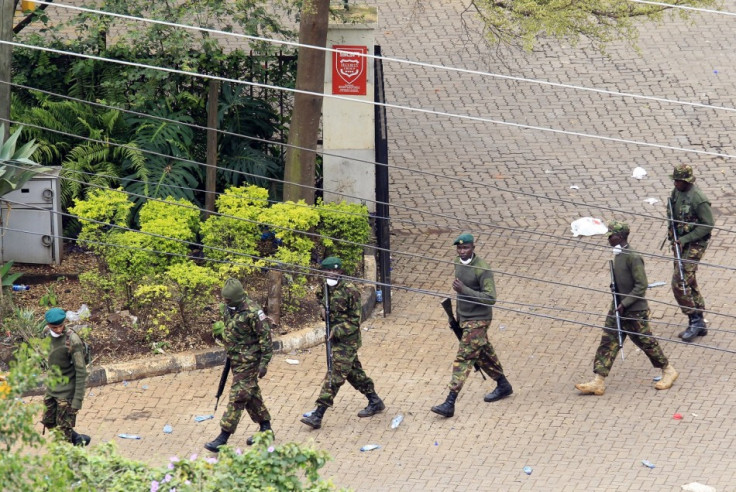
282, 0, 330, 204
0, 0, 14, 140
266, 269, 282, 325
204, 80, 219, 218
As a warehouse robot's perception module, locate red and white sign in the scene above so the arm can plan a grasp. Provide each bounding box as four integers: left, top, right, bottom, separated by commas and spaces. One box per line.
332, 45, 368, 95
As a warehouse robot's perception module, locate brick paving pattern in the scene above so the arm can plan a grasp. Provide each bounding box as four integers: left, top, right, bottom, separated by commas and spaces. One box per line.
25, 0, 736, 489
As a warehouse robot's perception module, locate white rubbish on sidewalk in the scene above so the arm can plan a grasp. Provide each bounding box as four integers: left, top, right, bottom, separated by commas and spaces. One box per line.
570, 217, 608, 237
643, 197, 660, 205
632, 167, 647, 179
681, 483, 716, 492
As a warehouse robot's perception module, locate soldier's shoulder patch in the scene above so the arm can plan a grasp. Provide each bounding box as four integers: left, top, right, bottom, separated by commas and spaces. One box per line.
257, 309, 267, 321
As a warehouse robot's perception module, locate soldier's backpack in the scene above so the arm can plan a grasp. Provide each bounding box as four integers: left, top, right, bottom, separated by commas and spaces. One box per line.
65, 326, 92, 366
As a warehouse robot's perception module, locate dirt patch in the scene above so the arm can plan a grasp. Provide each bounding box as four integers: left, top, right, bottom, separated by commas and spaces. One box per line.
1, 246, 322, 371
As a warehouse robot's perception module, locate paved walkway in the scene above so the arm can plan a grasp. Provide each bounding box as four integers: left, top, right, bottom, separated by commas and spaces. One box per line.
27, 0, 736, 489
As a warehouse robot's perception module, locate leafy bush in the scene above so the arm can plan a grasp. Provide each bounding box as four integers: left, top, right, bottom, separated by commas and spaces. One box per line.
68, 187, 133, 257
78, 271, 119, 313
132, 283, 177, 341
0, 341, 61, 453
165, 262, 220, 324
258, 200, 320, 269
316, 200, 371, 275
3, 308, 45, 346
200, 185, 270, 276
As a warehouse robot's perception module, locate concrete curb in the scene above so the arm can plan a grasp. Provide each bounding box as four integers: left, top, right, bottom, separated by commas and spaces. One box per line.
79, 284, 377, 390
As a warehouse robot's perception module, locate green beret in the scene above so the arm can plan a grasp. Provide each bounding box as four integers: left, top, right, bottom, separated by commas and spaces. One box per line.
671, 164, 695, 183
221, 278, 245, 304
606, 220, 630, 236
453, 233, 474, 245
321, 257, 342, 270
45, 307, 67, 325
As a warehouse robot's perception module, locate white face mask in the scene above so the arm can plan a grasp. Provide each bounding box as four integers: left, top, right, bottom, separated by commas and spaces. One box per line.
326, 279, 338, 287
48, 328, 62, 338
612, 244, 623, 256
459, 256, 473, 265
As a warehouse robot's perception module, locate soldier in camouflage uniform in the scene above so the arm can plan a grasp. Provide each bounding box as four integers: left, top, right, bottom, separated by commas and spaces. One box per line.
205, 278, 273, 452
576, 221, 678, 396
431, 234, 513, 418
667, 164, 714, 342
300, 257, 385, 429
41, 307, 91, 446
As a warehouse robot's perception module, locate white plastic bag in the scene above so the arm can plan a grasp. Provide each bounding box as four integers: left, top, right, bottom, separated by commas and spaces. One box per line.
570, 217, 608, 237
632, 167, 647, 179
65, 304, 91, 322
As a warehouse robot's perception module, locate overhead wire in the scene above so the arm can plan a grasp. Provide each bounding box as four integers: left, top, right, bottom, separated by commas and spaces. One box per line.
32, 0, 736, 117
5, 38, 736, 172
2, 212, 734, 350
5, 42, 736, 246
3, 113, 735, 294
3, 165, 735, 330
5, 2, 735, 340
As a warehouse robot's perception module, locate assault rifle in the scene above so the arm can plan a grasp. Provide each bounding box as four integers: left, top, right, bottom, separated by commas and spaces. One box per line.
441, 298, 487, 379
668, 197, 689, 296
324, 281, 333, 386
609, 260, 625, 361
214, 357, 231, 411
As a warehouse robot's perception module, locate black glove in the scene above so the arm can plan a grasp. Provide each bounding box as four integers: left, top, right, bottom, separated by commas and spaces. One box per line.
258, 366, 268, 379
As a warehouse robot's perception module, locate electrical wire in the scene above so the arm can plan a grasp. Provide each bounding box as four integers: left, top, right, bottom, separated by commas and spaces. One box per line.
3, 183, 735, 327
31, 0, 736, 118
2, 216, 734, 352
3, 113, 734, 287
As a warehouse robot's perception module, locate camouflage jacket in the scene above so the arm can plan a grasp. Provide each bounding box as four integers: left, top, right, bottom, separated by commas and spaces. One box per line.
317, 280, 361, 345
611, 245, 648, 313
668, 185, 714, 246
46, 330, 87, 410
454, 254, 496, 323
222, 297, 273, 368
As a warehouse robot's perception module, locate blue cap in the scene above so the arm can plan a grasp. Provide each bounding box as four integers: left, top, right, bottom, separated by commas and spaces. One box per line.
45, 307, 67, 325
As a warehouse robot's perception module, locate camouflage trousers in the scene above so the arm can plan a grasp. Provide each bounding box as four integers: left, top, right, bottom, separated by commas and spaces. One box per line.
672, 240, 708, 315
220, 359, 270, 434
316, 340, 376, 408
449, 320, 505, 393
593, 310, 668, 377
42, 396, 77, 441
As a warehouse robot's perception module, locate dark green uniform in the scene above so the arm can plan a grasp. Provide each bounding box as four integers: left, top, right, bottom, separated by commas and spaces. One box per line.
220, 297, 273, 433
314, 280, 376, 407
450, 254, 505, 392
593, 246, 668, 376
42, 330, 87, 440
667, 185, 714, 315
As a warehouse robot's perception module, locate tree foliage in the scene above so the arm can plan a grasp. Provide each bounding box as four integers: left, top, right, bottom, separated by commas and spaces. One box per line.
468, 0, 717, 51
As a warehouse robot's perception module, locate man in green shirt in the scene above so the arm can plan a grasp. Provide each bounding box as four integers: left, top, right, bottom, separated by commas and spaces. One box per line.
576, 221, 678, 395
41, 307, 90, 446
668, 164, 715, 342
431, 234, 512, 418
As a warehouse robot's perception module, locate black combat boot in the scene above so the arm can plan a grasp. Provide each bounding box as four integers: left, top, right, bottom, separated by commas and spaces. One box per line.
246, 421, 274, 446
204, 429, 231, 453
300, 405, 327, 429
357, 393, 385, 417
681, 313, 708, 342
70, 430, 91, 446
484, 375, 513, 402
431, 390, 458, 418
